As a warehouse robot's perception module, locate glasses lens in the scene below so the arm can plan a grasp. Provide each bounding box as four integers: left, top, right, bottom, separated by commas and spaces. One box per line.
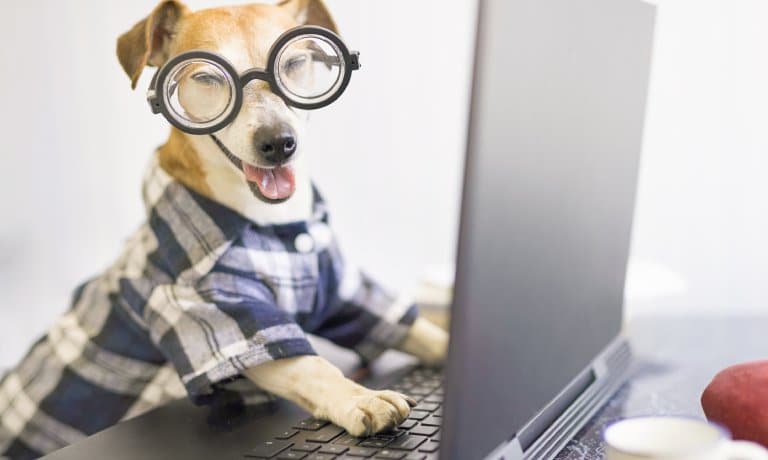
163, 59, 235, 128
275, 34, 345, 105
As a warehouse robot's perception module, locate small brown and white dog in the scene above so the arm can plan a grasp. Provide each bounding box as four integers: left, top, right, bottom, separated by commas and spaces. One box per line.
115, 0, 449, 437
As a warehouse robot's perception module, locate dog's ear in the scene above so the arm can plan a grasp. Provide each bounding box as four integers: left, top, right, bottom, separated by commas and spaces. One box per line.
278, 0, 338, 34
117, 0, 189, 90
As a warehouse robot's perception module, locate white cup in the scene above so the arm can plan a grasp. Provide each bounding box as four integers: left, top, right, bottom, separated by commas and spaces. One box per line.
604, 416, 768, 460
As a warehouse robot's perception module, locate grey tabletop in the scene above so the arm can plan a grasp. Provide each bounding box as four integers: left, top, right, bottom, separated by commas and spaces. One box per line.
554, 314, 768, 459
38, 314, 768, 460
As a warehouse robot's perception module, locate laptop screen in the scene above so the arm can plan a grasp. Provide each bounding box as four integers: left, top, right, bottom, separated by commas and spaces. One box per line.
441, 1, 655, 458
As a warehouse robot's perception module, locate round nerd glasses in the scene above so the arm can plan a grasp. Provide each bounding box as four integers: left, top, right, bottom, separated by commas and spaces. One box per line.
146, 25, 360, 135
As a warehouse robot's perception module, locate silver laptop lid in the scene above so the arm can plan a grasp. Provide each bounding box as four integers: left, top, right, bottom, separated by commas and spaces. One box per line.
441, 1, 655, 459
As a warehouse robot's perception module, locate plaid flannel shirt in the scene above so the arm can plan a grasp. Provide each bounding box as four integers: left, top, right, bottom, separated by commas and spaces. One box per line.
0, 159, 418, 459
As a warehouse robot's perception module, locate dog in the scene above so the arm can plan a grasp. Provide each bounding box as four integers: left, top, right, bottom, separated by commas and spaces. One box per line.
0, 1, 449, 458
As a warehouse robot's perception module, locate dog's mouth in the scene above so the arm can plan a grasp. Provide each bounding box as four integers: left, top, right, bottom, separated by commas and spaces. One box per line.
242, 163, 296, 201
210, 134, 296, 204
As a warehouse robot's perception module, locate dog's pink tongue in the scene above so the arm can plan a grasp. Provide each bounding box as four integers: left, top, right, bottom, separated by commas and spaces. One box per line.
243, 164, 296, 200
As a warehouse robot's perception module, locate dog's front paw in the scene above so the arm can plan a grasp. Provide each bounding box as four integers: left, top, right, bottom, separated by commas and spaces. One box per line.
316, 388, 416, 437
415, 332, 449, 366
398, 317, 450, 366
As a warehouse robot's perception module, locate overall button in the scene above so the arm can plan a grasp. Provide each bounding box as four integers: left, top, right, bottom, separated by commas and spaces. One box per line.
294, 233, 315, 253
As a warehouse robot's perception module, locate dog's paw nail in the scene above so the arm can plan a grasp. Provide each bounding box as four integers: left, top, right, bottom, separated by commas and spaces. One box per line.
344, 409, 371, 437
403, 395, 418, 407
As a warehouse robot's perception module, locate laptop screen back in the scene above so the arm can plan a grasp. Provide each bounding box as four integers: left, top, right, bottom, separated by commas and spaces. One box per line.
441, 1, 655, 458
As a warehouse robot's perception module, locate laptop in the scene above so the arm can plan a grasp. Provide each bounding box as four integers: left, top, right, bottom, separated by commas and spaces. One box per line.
42, 0, 655, 459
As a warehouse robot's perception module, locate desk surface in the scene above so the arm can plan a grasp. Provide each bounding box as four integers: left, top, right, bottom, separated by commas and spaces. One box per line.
42, 315, 767, 459
555, 315, 767, 459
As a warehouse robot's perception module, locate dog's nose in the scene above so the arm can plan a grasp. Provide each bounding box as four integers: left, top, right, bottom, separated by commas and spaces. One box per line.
253, 124, 297, 164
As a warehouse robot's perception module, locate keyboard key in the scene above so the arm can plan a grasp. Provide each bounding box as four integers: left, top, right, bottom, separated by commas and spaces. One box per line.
306, 425, 345, 443
333, 433, 363, 446
306, 454, 336, 460
293, 418, 330, 431
359, 437, 390, 448
318, 444, 348, 455
247, 440, 293, 458
408, 387, 432, 396
432, 407, 443, 417
375, 450, 406, 459
423, 395, 442, 404
404, 455, 426, 460
407, 410, 430, 421
275, 430, 300, 440
387, 434, 427, 451
292, 443, 320, 452
278, 452, 307, 460
346, 446, 379, 457
409, 425, 439, 437
420, 416, 442, 427
430, 431, 440, 441
377, 429, 406, 440
398, 420, 417, 430
414, 403, 440, 412
418, 441, 440, 453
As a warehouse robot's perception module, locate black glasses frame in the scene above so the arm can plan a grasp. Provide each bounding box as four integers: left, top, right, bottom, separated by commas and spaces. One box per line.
146, 25, 360, 135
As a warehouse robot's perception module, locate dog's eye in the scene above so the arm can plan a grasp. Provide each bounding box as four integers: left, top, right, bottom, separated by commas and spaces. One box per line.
283, 55, 308, 74
190, 72, 224, 86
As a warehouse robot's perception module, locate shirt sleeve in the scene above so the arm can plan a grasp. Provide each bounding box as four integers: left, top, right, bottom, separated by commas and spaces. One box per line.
143, 275, 316, 404
311, 242, 419, 364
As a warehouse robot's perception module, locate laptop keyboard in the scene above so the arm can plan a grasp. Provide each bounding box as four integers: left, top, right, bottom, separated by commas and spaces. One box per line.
245, 367, 444, 460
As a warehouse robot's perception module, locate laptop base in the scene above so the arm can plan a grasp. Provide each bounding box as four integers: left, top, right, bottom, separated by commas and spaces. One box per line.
488, 336, 632, 460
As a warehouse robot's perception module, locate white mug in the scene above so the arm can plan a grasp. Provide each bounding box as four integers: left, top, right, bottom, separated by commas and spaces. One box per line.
603, 416, 768, 460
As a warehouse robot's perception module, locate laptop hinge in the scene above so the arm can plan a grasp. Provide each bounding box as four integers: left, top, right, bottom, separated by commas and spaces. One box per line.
485, 437, 524, 460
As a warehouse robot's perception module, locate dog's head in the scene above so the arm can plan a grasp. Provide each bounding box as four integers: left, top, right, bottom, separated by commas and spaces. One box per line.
117, 0, 337, 204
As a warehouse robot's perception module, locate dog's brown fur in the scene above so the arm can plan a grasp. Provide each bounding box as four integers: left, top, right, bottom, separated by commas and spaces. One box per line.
157, 129, 211, 196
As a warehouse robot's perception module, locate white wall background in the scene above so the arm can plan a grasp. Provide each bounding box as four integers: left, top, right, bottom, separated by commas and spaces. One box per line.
626, 0, 768, 316
0, 0, 766, 368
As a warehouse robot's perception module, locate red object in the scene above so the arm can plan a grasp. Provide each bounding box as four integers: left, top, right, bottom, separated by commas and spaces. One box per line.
701, 360, 768, 447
